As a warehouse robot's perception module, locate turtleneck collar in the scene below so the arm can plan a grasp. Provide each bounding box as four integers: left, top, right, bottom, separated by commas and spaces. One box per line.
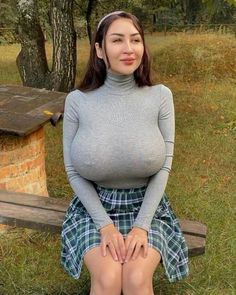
103, 70, 136, 94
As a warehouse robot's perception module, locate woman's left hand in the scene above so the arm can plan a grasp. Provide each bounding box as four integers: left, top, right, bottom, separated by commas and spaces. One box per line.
124, 227, 148, 262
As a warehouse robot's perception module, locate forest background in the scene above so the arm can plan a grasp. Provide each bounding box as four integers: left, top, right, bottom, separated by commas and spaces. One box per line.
1, 0, 236, 42
0, 0, 235, 92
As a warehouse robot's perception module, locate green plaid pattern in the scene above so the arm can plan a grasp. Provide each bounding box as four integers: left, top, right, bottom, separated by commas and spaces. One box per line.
61, 184, 189, 282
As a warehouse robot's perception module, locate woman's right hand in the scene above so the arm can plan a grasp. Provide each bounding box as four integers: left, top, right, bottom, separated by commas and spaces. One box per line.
99, 223, 126, 263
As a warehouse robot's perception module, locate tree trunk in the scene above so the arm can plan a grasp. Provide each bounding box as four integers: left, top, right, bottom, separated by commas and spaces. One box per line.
15, 0, 77, 92
16, 0, 49, 88
152, 13, 156, 32
180, 0, 189, 25
50, 0, 77, 92
86, 0, 96, 44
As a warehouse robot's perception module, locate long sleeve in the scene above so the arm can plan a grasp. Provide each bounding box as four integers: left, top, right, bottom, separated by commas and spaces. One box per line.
133, 85, 175, 231
63, 91, 114, 230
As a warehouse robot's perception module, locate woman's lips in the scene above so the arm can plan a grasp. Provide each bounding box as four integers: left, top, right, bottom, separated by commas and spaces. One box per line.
120, 59, 135, 65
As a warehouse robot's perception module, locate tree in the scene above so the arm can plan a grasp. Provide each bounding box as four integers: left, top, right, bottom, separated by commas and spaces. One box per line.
201, 0, 236, 23
139, 0, 180, 32
15, 0, 76, 92
86, 0, 97, 44
74, 0, 97, 41
177, 0, 202, 24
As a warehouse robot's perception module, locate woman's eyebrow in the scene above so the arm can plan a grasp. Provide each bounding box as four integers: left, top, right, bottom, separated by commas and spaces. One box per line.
109, 33, 140, 37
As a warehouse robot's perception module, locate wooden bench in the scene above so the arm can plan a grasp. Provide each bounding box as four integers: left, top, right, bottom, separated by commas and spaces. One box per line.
0, 189, 207, 257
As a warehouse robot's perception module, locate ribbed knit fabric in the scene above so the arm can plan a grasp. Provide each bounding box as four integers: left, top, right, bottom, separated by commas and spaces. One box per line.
63, 71, 175, 231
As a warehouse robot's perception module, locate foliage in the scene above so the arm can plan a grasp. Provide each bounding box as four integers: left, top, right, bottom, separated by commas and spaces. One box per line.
0, 0, 17, 43
201, 0, 236, 23
0, 0, 235, 43
0, 0, 17, 27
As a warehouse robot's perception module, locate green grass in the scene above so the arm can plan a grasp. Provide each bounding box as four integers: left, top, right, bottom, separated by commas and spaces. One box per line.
0, 33, 235, 295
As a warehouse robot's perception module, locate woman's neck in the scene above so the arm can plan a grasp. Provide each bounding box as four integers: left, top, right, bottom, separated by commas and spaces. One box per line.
103, 70, 136, 94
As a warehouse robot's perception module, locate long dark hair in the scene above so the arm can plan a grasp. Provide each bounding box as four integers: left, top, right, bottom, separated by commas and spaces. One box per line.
78, 11, 152, 92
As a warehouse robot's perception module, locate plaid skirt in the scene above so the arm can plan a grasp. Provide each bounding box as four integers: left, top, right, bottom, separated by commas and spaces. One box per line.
61, 184, 189, 283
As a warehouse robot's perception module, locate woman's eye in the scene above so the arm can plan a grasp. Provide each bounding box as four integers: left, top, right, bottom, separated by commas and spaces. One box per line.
113, 39, 122, 43
133, 39, 141, 43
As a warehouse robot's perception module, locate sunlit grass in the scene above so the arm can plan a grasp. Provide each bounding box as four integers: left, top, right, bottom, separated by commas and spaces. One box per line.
0, 33, 235, 294
0, 43, 21, 84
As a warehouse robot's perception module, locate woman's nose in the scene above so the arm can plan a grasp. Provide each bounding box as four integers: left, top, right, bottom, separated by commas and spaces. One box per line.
123, 41, 133, 53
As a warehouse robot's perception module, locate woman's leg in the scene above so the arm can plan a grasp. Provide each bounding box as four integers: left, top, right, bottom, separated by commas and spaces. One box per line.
122, 247, 161, 295
84, 246, 122, 295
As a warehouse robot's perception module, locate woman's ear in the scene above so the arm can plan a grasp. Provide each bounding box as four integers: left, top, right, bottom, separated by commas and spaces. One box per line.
95, 42, 103, 59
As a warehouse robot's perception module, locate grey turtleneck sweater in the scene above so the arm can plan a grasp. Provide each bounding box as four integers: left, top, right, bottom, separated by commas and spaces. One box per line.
63, 71, 175, 231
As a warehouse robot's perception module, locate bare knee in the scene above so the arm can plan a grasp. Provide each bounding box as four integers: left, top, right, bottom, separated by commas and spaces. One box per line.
84, 247, 122, 295
123, 268, 152, 294
91, 268, 121, 294
122, 248, 160, 295
96, 270, 121, 290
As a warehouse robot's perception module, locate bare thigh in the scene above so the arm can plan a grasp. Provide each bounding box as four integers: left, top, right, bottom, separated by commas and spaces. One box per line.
84, 246, 122, 295
122, 247, 161, 291
84, 246, 123, 275
124, 246, 161, 273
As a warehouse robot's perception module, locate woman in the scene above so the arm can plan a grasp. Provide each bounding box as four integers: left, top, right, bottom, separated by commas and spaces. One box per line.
61, 11, 189, 295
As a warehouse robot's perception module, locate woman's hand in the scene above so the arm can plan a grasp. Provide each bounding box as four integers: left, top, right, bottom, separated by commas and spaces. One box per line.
100, 224, 126, 263
124, 227, 148, 262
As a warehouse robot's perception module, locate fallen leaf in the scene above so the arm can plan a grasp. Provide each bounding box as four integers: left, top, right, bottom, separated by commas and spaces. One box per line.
43, 110, 53, 116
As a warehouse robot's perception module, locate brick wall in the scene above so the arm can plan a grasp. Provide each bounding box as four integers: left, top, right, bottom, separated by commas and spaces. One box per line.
0, 127, 48, 196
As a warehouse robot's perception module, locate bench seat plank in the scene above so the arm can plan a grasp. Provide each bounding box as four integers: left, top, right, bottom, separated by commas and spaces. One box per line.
0, 202, 65, 233
179, 219, 207, 238
0, 189, 206, 256
184, 234, 206, 256
0, 190, 69, 212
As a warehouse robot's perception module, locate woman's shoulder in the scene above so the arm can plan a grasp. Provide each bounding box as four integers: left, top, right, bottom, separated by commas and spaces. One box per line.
65, 89, 85, 102
151, 84, 172, 95
147, 84, 173, 102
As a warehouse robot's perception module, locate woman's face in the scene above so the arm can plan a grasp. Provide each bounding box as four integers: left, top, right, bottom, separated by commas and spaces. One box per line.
95, 18, 144, 75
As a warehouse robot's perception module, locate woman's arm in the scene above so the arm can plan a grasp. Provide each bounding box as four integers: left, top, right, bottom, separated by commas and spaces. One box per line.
64, 91, 126, 263
63, 91, 113, 230
133, 85, 175, 232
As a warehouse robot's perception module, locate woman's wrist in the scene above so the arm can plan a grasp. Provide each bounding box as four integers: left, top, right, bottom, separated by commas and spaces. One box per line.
99, 223, 114, 233
132, 226, 148, 234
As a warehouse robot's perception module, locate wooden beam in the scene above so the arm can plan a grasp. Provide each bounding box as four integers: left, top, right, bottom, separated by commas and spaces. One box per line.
0, 202, 64, 233
0, 189, 207, 256
179, 219, 207, 238
0, 189, 69, 212
184, 234, 206, 256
